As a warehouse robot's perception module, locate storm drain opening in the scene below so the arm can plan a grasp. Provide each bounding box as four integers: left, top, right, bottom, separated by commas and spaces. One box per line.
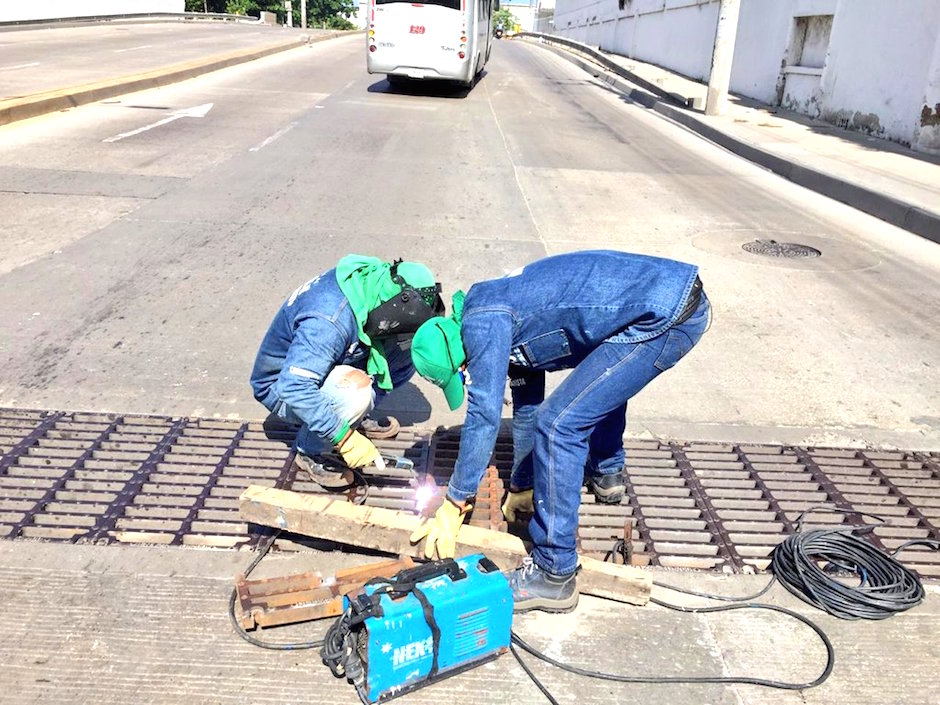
742, 239, 822, 258
1, 408, 938, 578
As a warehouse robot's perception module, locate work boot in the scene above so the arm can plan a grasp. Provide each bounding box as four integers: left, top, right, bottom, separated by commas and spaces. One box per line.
587, 470, 625, 505
506, 557, 579, 613
293, 452, 353, 489
359, 414, 400, 440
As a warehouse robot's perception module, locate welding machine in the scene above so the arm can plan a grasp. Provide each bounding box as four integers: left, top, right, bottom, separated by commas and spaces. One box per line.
321, 553, 513, 703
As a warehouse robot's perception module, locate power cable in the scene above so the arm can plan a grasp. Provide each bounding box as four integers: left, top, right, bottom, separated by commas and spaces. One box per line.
227, 465, 373, 651
510, 506, 937, 703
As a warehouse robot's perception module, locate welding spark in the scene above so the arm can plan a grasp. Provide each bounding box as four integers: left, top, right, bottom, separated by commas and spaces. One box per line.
414, 485, 436, 513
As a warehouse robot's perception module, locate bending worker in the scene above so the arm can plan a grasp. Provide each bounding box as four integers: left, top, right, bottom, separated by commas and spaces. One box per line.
250, 255, 442, 478
409, 250, 709, 613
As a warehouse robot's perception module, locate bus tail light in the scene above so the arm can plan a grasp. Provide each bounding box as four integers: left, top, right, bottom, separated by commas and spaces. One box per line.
459, 51, 465, 59
370, 44, 377, 52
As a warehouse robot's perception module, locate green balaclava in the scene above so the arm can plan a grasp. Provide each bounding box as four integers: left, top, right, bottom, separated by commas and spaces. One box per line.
335, 255, 437, 390
411, 291, 467, 410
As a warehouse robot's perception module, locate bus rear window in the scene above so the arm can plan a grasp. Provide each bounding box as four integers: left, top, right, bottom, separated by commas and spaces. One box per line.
376, 0, 460, 8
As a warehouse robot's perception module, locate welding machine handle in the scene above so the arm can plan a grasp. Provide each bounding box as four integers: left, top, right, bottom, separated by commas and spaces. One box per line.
393, 558, 467, 591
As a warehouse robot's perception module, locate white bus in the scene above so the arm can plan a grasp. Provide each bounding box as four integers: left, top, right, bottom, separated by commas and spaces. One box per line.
366, 0, 496, 87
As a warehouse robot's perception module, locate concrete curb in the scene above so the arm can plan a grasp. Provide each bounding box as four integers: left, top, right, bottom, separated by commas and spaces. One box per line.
0, 31, 351, 127
521, 34, 940, 245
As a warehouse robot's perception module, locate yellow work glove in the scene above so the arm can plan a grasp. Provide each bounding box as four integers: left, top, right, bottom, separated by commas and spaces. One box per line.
409, 497, 471, 559
335, 430, 386, 470
501, 488, 534, 523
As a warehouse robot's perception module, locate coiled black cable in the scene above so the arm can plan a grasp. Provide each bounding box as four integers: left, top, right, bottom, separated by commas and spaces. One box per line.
770, 509, 933, 620
511, 506, 938, 703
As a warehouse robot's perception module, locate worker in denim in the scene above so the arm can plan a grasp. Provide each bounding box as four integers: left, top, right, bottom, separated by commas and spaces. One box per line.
409, 250, 709, 613
250, 255, 441, 476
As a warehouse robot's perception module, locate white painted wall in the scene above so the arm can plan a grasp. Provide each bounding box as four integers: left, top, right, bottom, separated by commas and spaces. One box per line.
548, 0, 940, 150
0, 1, 185, 23
817, 0, 940, 147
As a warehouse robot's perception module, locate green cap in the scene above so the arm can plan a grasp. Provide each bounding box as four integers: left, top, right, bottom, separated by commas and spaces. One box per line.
411, 316, 466, 410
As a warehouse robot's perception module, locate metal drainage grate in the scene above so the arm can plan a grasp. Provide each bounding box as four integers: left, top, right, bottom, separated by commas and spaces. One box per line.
1, 408, 938, 578
742, 239, 822, 258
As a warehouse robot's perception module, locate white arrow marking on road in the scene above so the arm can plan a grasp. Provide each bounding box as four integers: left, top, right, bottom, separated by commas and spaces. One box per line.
102, 103, 214, 143
2, 62, 40, 70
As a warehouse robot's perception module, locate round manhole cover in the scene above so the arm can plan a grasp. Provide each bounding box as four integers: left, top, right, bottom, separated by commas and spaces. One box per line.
742, 240, 822, 258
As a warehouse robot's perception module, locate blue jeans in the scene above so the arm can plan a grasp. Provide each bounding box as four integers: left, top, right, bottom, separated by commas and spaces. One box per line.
527, 295, 711, 575
292, 342, 414, 457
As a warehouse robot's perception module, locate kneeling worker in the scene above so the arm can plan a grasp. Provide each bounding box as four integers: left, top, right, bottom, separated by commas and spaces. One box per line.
250, 255, 443, 477
409, 250, 709, 613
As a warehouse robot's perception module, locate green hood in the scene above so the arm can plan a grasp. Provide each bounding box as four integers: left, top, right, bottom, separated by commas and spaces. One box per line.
335, 255, 436, 390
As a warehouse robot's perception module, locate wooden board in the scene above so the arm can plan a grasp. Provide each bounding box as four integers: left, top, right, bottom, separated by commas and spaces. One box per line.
239, 485, 651, 606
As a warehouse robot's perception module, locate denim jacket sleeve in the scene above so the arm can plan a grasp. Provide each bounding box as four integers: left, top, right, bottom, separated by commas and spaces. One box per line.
447, 310, 514, 502
275, 316, 350, 444
508, 365, 545, 490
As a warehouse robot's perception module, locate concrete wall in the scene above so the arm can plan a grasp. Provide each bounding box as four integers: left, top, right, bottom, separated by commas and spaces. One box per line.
549, 0, 940, 151
0, 1, 185, 22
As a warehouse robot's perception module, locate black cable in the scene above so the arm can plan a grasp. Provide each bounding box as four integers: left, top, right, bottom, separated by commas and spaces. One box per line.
228, 530, 327, 650
228, 466, 375, 651
770, 508, 930, 620
510, 643, 560, 705
511, 599, 833, 690
510, 506, 937, 702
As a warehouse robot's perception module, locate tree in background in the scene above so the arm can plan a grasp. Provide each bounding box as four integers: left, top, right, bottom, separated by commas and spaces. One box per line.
492, 7, 517, 32
185, 0, 355, 29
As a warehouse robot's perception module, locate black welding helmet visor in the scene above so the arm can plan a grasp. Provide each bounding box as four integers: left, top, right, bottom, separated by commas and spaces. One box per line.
364, 260, 445, 340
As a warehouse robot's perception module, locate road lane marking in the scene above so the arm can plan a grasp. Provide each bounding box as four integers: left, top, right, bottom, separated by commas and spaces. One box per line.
249, 121, 298, 152
2, 62, 40, 70
102, 103, 214, 143
113, 45, 153, 53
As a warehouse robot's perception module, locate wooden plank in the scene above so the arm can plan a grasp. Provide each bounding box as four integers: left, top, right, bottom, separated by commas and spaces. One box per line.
239, 485, 651, 606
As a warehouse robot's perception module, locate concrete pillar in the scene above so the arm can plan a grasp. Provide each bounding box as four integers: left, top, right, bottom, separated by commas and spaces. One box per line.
301, 0, 307, 28
705, 0, 741, 116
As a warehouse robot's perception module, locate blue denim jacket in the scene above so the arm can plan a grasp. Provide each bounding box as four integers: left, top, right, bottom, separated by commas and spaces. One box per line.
250, 271, 368, 444
448, 250, 699, 501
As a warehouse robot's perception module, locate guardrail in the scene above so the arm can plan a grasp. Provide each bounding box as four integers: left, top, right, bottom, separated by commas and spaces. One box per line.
0, 12, 263, 29
518, 31, 695, 108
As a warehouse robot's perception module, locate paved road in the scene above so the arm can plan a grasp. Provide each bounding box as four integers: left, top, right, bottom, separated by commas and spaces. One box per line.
0, 33, 938, 450
0, 21, 316, 98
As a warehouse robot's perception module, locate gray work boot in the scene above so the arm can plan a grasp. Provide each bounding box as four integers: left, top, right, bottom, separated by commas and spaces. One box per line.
587, 471, 625, 504
359, 414, 400, 440
293, 452, 353, 489
506, 557, 579, 613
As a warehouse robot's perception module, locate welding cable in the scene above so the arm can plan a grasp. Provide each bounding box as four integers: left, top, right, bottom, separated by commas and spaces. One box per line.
227, 531, 327, 651
510, 598, 834, 697
510, 506, 937, 702
769, 510, 932, 620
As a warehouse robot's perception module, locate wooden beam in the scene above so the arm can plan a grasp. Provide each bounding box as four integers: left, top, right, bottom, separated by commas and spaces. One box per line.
239, 485, 650, 606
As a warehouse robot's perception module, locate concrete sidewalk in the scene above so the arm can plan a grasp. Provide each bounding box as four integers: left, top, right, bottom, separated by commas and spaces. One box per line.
521, 33, 940, 244
1, 539, 937, 705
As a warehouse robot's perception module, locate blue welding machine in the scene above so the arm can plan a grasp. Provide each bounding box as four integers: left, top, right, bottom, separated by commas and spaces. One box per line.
321, 554, 513, 703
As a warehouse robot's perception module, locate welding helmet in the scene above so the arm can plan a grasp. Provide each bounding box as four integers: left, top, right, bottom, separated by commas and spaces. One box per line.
364, 260, 445, 340
411, 316, 466, 410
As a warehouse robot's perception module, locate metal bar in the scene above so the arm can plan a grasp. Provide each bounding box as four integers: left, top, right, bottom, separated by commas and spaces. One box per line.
670, 441, 744, 571
172, 422, 248, 545
81, 417, 188, 544
0, 411, 64, 476
789, 446, 890, 552
734, 444, 796, 533
6, 415, 122, 539
857, 450, 940, 540
622, 464, 655, 566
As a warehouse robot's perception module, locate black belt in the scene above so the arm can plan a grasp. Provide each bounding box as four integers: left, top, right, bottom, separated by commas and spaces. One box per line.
676, 276, 704, 325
